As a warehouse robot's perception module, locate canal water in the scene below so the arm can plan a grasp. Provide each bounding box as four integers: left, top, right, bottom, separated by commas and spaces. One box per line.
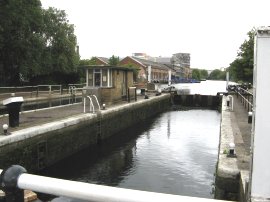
43, 80, 225, 201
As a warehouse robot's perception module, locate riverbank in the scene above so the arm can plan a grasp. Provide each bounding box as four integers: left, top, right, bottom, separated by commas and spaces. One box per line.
215, 95, 251, 201
0, 93, 170, 172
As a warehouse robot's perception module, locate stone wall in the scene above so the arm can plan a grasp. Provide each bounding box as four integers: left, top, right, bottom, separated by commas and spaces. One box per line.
0, 94, 170, 173
215, 96, 240, 201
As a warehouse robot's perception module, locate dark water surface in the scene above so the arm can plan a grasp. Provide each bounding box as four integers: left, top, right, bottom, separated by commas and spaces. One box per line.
44, 109, 220, 199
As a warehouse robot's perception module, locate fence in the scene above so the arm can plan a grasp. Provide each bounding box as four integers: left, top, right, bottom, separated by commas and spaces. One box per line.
235, 87, 253, 112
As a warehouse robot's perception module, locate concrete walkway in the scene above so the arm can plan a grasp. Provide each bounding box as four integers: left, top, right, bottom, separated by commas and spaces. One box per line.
231, 94, 252, 171
215, 94, 252, 201
0, 94, 154, 135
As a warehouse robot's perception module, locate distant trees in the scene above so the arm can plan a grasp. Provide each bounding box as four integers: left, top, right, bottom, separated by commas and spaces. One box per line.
108, 55, 120, 66
200, 69, 208, 80
191, 68, 208, 80
228, 29, 255, 83
208, 69, 226, 80
0, 0, 79, 86
191, 69, 201, 80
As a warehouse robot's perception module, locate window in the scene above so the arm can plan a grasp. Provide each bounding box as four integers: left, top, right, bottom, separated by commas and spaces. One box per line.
88, 69, 93, 87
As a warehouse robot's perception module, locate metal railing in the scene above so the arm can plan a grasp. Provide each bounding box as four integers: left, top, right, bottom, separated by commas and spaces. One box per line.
91, 95, 101, 110
236, 87, 253, 112
0, 166, 229, 202
83, 95, 100, 113
0, 84, 86, 99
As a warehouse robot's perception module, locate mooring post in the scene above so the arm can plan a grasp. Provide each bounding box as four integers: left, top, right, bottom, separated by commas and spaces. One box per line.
0, 165, 27, 202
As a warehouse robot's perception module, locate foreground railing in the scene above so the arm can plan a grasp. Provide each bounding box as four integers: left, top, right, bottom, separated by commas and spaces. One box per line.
0, 165, 229, 202
236, 87, 253, 112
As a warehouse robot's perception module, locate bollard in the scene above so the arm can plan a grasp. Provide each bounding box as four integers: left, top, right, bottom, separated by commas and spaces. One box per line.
102, 104, 106, 110
248, 112, 253, 124
2, 124, 9, 135
141, 89, 145, 96
0, 165, 27, 202
227, 142, 236, 157
2, 97, 24, 127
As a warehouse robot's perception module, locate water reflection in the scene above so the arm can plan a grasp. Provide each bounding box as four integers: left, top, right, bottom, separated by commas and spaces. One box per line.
44, 109, 220, 199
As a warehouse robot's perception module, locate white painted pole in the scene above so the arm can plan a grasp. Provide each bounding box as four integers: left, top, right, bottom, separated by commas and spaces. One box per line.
226, 72, 229, 90
16, 173, 227, 202
83, 98, 86, 113
0, 169, 229, 202
148, 65, 151, 83
250, 26, 270, 201
168, 70, 172, 86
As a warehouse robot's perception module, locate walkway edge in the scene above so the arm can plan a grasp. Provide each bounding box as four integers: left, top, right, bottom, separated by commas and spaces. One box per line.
215, 96, 240, 201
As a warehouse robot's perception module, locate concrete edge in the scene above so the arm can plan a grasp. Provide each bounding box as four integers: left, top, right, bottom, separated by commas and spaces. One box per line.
215, 96, 240, 199
0, 94, 170, 147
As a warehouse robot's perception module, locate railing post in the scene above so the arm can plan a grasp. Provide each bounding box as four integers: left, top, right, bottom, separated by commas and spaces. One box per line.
135, 87, 137, 101
0, 165, 27, 202
128, 88, 130, 103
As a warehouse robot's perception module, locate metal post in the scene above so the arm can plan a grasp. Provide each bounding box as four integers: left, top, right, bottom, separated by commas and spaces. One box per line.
168, 70, 172, 86
135, 87, 137, 101
83, 98, 86, 113
127, 88, 130, 103
0, 165, 27, 202
148, 65, 151, 83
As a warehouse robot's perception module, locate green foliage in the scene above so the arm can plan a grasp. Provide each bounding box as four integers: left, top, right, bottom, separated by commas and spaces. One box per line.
191, 69, 201, 80
200, 69, 208, 79
209, 69, 226, 80
108, 55, 119, 66
228, 29, 255, 83
120, 62, 140, 82
0, 1, 80, 86
79, 57, 98, 66
191, 68, 209, 80
0, 0, 44, 85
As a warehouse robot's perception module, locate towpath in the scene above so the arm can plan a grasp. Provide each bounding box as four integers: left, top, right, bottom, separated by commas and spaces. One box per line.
0, 94, 153, 135
231, 94, 252, 171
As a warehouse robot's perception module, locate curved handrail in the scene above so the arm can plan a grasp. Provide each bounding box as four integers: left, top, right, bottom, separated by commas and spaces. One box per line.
91, 95, 100, 110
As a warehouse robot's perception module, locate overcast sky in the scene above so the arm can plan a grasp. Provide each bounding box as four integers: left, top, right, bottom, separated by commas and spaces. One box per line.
41, 0, 270, 70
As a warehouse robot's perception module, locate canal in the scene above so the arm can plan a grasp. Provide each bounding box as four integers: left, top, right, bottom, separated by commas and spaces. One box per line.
41, 81, 226, 201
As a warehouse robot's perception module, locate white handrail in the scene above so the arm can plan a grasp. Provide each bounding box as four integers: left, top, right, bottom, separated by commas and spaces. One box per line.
0, 169, 230, 202
91, 95, 100, 110
87, 96, 95, 112
17, 173, 226, 202
83, 96, 94, 113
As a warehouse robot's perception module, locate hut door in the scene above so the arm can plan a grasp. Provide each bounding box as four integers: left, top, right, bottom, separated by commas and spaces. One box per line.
94, 70, 101, 87
122, 71, 127, 97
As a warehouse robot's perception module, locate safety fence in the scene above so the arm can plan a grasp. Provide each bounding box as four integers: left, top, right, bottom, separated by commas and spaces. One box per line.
235, 87, 253, 112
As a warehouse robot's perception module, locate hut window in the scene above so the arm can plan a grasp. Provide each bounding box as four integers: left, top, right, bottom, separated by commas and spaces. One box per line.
102, 69, 108, 87
88, 69, 93, 87
94, 69, 101, 87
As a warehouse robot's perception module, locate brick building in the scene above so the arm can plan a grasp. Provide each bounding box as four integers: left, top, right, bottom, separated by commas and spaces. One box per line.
119, 56, 175, 86
83, 65, 134, 105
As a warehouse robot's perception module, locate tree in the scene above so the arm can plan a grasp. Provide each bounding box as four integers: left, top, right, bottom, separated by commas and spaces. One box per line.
39, 7, 79, 83
0, 1, 80, 86
79, 57, 98, 66
0, 0, 45, 86
229, 29, 255, 83
108, 55, 119, 66
200, 69, 208, 79
191, 69, 201, 80
209, 69, 226, 80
